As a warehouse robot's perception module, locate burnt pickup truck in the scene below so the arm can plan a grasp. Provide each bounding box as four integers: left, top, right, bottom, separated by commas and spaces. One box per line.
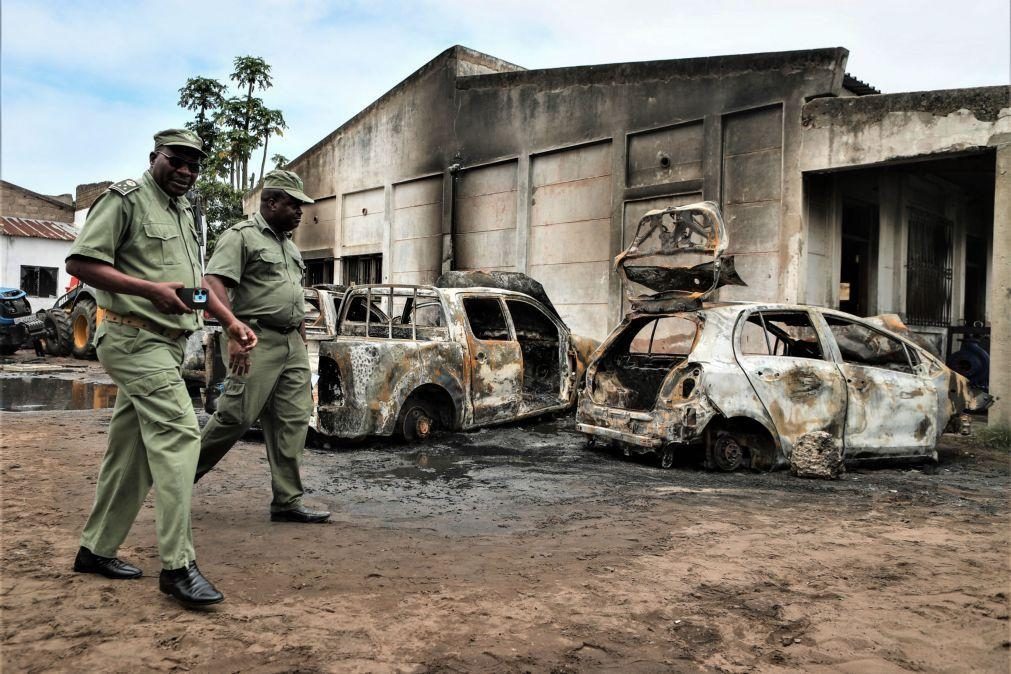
313, 276, 595, 441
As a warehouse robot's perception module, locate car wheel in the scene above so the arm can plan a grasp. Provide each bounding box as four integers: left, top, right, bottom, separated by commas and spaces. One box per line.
70, 299, 98, 359
709, 432, 745, 472
398, 399, 436, 442
658, 445, 675, 469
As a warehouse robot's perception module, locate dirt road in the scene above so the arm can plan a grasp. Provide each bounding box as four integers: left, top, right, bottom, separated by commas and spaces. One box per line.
1, 361, 1009, 672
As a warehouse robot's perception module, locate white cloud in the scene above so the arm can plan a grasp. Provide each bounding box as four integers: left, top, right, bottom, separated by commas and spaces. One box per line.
2, 0, 1008, 195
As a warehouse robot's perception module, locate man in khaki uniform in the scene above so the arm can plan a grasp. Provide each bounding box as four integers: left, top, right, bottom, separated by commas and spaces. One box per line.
195, 170, 330, 523
68, 129, 257, 608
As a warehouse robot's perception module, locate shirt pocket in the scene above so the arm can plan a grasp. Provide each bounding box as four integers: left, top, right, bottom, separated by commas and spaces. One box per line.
290, 251, 307, 281
253, 249, 284, 278
142, 222, 182, 266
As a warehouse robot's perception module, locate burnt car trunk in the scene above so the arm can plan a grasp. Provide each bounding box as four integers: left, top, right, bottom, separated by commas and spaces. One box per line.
587, 315, 698, 411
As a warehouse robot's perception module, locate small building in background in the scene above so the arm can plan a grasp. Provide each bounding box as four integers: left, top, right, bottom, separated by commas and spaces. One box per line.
0, 180, 79, 309
0, 216, 77, 310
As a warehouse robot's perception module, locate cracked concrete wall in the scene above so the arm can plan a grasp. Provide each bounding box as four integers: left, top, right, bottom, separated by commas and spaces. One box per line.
799, 87, 1011, 171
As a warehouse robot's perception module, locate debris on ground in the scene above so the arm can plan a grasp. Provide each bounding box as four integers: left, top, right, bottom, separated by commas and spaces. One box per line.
790, 431, 844, 479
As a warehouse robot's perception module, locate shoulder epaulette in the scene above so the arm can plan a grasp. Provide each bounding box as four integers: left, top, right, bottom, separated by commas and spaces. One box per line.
232, 219, 257, 230
108, 179, 141, 196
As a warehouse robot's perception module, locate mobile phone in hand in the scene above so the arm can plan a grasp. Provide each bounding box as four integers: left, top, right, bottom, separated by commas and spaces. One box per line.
175, 287, 209, 309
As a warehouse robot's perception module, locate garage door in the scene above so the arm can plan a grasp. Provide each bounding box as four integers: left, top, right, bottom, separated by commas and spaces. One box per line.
454, 161, 518, 271
529, 141, 613, 340
392, 176, 443, 285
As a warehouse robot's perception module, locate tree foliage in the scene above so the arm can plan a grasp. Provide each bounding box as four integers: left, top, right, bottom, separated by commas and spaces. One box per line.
176, 56, 288, 249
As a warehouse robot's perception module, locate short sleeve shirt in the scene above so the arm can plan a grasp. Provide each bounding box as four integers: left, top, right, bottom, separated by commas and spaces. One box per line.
205, 213, 306, 330
67, 171, 203, 332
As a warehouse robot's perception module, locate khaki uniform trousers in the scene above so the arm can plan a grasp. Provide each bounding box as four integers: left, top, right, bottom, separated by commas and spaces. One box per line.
80, 321, 199, 570
196, 326, 311, 511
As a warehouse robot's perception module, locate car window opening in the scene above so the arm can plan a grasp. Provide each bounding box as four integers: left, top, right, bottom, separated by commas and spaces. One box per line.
825, 315, 918, 374
589, 315, 698, 410
739, 311, 824, 360
463, 297, 511, 341
506, 300, 561, 401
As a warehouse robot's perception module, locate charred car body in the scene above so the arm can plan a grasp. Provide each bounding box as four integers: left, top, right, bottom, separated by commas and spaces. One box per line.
314, 274, 591, 441
576, 202, 991, 470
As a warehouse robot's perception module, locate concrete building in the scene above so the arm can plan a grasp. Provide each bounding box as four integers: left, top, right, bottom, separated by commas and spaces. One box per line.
243, 46, 1010, 424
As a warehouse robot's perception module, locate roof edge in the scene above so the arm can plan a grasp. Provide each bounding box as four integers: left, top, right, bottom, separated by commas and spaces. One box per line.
280, 45, 516, 176
456, 47, 850, 90
1, 180, 77, 211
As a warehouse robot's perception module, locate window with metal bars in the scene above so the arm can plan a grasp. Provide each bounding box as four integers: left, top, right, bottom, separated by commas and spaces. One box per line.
304, 258, 334, 287
905, 207, 952, 327
341, 254, 382, 285
20, 266, 58, 297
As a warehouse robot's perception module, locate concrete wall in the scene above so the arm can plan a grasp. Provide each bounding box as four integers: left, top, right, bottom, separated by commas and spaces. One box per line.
246, 46, 524, 282
0, 236, 75, 310
451, 49, 848, 337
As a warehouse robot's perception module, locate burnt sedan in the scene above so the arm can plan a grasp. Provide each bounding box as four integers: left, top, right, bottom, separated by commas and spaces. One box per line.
576, 201, 990, 470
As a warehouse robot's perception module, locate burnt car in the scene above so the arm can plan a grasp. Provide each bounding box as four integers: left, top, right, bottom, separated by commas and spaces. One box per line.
313, 275, 592, 441
576, 202, 991, 470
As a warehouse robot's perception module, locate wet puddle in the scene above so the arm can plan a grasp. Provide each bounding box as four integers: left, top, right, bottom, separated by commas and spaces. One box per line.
0, 378, 118, 412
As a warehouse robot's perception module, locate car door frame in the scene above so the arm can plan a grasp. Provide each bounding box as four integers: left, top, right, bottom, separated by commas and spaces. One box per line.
459, 293, 522, 425
733, 307, 849, 458
815, 310, 940, 459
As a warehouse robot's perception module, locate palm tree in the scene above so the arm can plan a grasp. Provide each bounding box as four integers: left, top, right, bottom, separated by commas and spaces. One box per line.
230, 56, 272, 188
254, 108, 287, 185
177, 76, 226, 149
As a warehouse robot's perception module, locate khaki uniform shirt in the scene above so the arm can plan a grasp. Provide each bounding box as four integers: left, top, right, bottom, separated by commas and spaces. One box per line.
68, 171, 203, 332
205, 213, 306, 330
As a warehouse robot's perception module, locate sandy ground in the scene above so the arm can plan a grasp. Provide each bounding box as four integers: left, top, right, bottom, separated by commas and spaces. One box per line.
1, 356, 1009, 672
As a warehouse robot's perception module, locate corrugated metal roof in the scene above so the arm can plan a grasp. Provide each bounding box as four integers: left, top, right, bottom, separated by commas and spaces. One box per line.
0, 217, 78, 241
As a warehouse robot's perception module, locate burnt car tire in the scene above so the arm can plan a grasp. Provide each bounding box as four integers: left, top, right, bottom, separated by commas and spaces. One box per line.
70, 299, 98, 359
658, 446, 675, 469
398, 399, 437, 442
709, 432, 746, 472
42, 309, 72, 356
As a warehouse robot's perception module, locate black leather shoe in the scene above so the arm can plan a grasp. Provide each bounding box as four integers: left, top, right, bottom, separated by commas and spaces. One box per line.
270, 505, 331, 523
159, 561, 224, 608
73, 546, 142, 579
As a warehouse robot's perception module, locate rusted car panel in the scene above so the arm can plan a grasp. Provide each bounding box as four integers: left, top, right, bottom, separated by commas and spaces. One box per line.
615, 201, 746, 310
314, 283, 585, 440
577, 303, 992, 470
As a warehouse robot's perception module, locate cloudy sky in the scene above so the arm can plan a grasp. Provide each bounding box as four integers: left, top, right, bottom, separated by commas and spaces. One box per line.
2, 0, 1008, 197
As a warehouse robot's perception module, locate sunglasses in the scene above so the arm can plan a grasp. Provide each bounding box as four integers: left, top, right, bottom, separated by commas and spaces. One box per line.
156, 150, 201, 173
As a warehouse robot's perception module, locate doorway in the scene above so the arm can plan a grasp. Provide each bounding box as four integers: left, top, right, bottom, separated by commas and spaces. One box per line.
839, 200, 878, 317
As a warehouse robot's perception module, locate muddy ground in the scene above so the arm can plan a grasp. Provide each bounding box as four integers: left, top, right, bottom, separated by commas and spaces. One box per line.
1, 355, 1009, 673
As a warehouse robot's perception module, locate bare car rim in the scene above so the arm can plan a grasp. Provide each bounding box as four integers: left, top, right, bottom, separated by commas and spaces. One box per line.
711, 433, 745, 472
402, 404, 435, 441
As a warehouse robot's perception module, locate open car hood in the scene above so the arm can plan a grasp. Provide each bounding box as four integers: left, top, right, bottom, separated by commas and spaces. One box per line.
615, 201, 746, 312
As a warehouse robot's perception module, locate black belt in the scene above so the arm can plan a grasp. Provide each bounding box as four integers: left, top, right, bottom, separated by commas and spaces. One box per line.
241, 318, 299, 334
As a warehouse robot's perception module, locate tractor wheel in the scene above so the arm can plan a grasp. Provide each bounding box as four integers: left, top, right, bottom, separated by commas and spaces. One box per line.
41, 309, 71, 356
397, 398, 437, 442
70, 299, 98, 359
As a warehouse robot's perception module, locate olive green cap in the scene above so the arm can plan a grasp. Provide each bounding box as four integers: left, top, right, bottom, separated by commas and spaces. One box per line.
263, 169, 314, 204
153, 128, 208, 158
